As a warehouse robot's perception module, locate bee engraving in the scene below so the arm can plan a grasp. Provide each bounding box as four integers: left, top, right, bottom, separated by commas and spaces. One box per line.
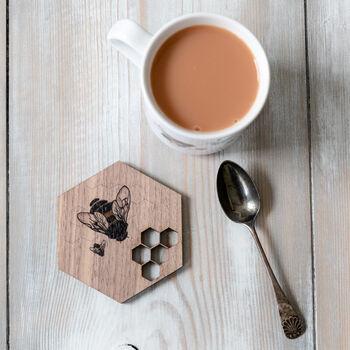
77, 186, 131, 255
90, 240, 106, 256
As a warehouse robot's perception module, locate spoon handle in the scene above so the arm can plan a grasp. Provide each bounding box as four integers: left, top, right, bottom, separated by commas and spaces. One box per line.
246, 224, 305, 339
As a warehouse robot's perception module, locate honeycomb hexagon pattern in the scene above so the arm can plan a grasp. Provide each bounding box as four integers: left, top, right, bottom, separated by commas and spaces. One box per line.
131, 227, 177, 280
58, 161, 182, 303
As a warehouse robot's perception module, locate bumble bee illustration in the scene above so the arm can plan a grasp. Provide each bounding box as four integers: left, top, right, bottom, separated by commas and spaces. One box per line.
90, 240, 106, 256
77, 186, 131, 255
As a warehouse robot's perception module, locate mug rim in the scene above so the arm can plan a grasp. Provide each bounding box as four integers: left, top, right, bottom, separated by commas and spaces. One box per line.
141, 13, 270, 141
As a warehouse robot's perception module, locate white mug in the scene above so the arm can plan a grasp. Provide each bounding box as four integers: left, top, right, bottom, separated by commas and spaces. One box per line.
108, 13, 270, 155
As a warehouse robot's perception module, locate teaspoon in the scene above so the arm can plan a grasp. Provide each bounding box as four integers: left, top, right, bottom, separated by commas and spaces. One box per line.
216, 160, 305, 339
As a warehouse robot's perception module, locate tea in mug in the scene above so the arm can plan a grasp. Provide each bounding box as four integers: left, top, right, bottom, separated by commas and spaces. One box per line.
151, 25, 259, 132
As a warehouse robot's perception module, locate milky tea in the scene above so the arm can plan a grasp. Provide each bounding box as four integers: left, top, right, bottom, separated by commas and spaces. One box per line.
151, 25, 259, 132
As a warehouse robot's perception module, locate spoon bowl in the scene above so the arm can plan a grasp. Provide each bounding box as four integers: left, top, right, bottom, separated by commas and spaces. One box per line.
217, 160, 260, 224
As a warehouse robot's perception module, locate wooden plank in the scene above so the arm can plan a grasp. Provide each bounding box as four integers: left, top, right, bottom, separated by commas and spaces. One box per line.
307, 1, 350, 349
0, 0, 7, 348
9, 0, 312, 349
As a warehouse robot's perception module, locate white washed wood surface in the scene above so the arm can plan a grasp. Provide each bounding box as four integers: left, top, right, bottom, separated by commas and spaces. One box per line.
0, 0, 7, 348
9, 0, 313, 349
308, 1, 350, 349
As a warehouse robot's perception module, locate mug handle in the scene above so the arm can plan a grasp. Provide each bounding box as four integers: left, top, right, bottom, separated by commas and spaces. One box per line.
107, 19, 152, 68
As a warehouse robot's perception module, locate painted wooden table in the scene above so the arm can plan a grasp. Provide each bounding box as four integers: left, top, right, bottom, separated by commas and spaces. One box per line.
2, 0, 350, 349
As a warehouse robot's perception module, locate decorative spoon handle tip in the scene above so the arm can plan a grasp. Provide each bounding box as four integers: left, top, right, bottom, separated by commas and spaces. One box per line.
279, 302, 305, 339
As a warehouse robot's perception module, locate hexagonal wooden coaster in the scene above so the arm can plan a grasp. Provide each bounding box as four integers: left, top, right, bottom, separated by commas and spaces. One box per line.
58, 161, 182, 303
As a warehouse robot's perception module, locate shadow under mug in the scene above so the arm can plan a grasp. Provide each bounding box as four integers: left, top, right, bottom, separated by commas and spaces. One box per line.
108, 13, 270, 155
